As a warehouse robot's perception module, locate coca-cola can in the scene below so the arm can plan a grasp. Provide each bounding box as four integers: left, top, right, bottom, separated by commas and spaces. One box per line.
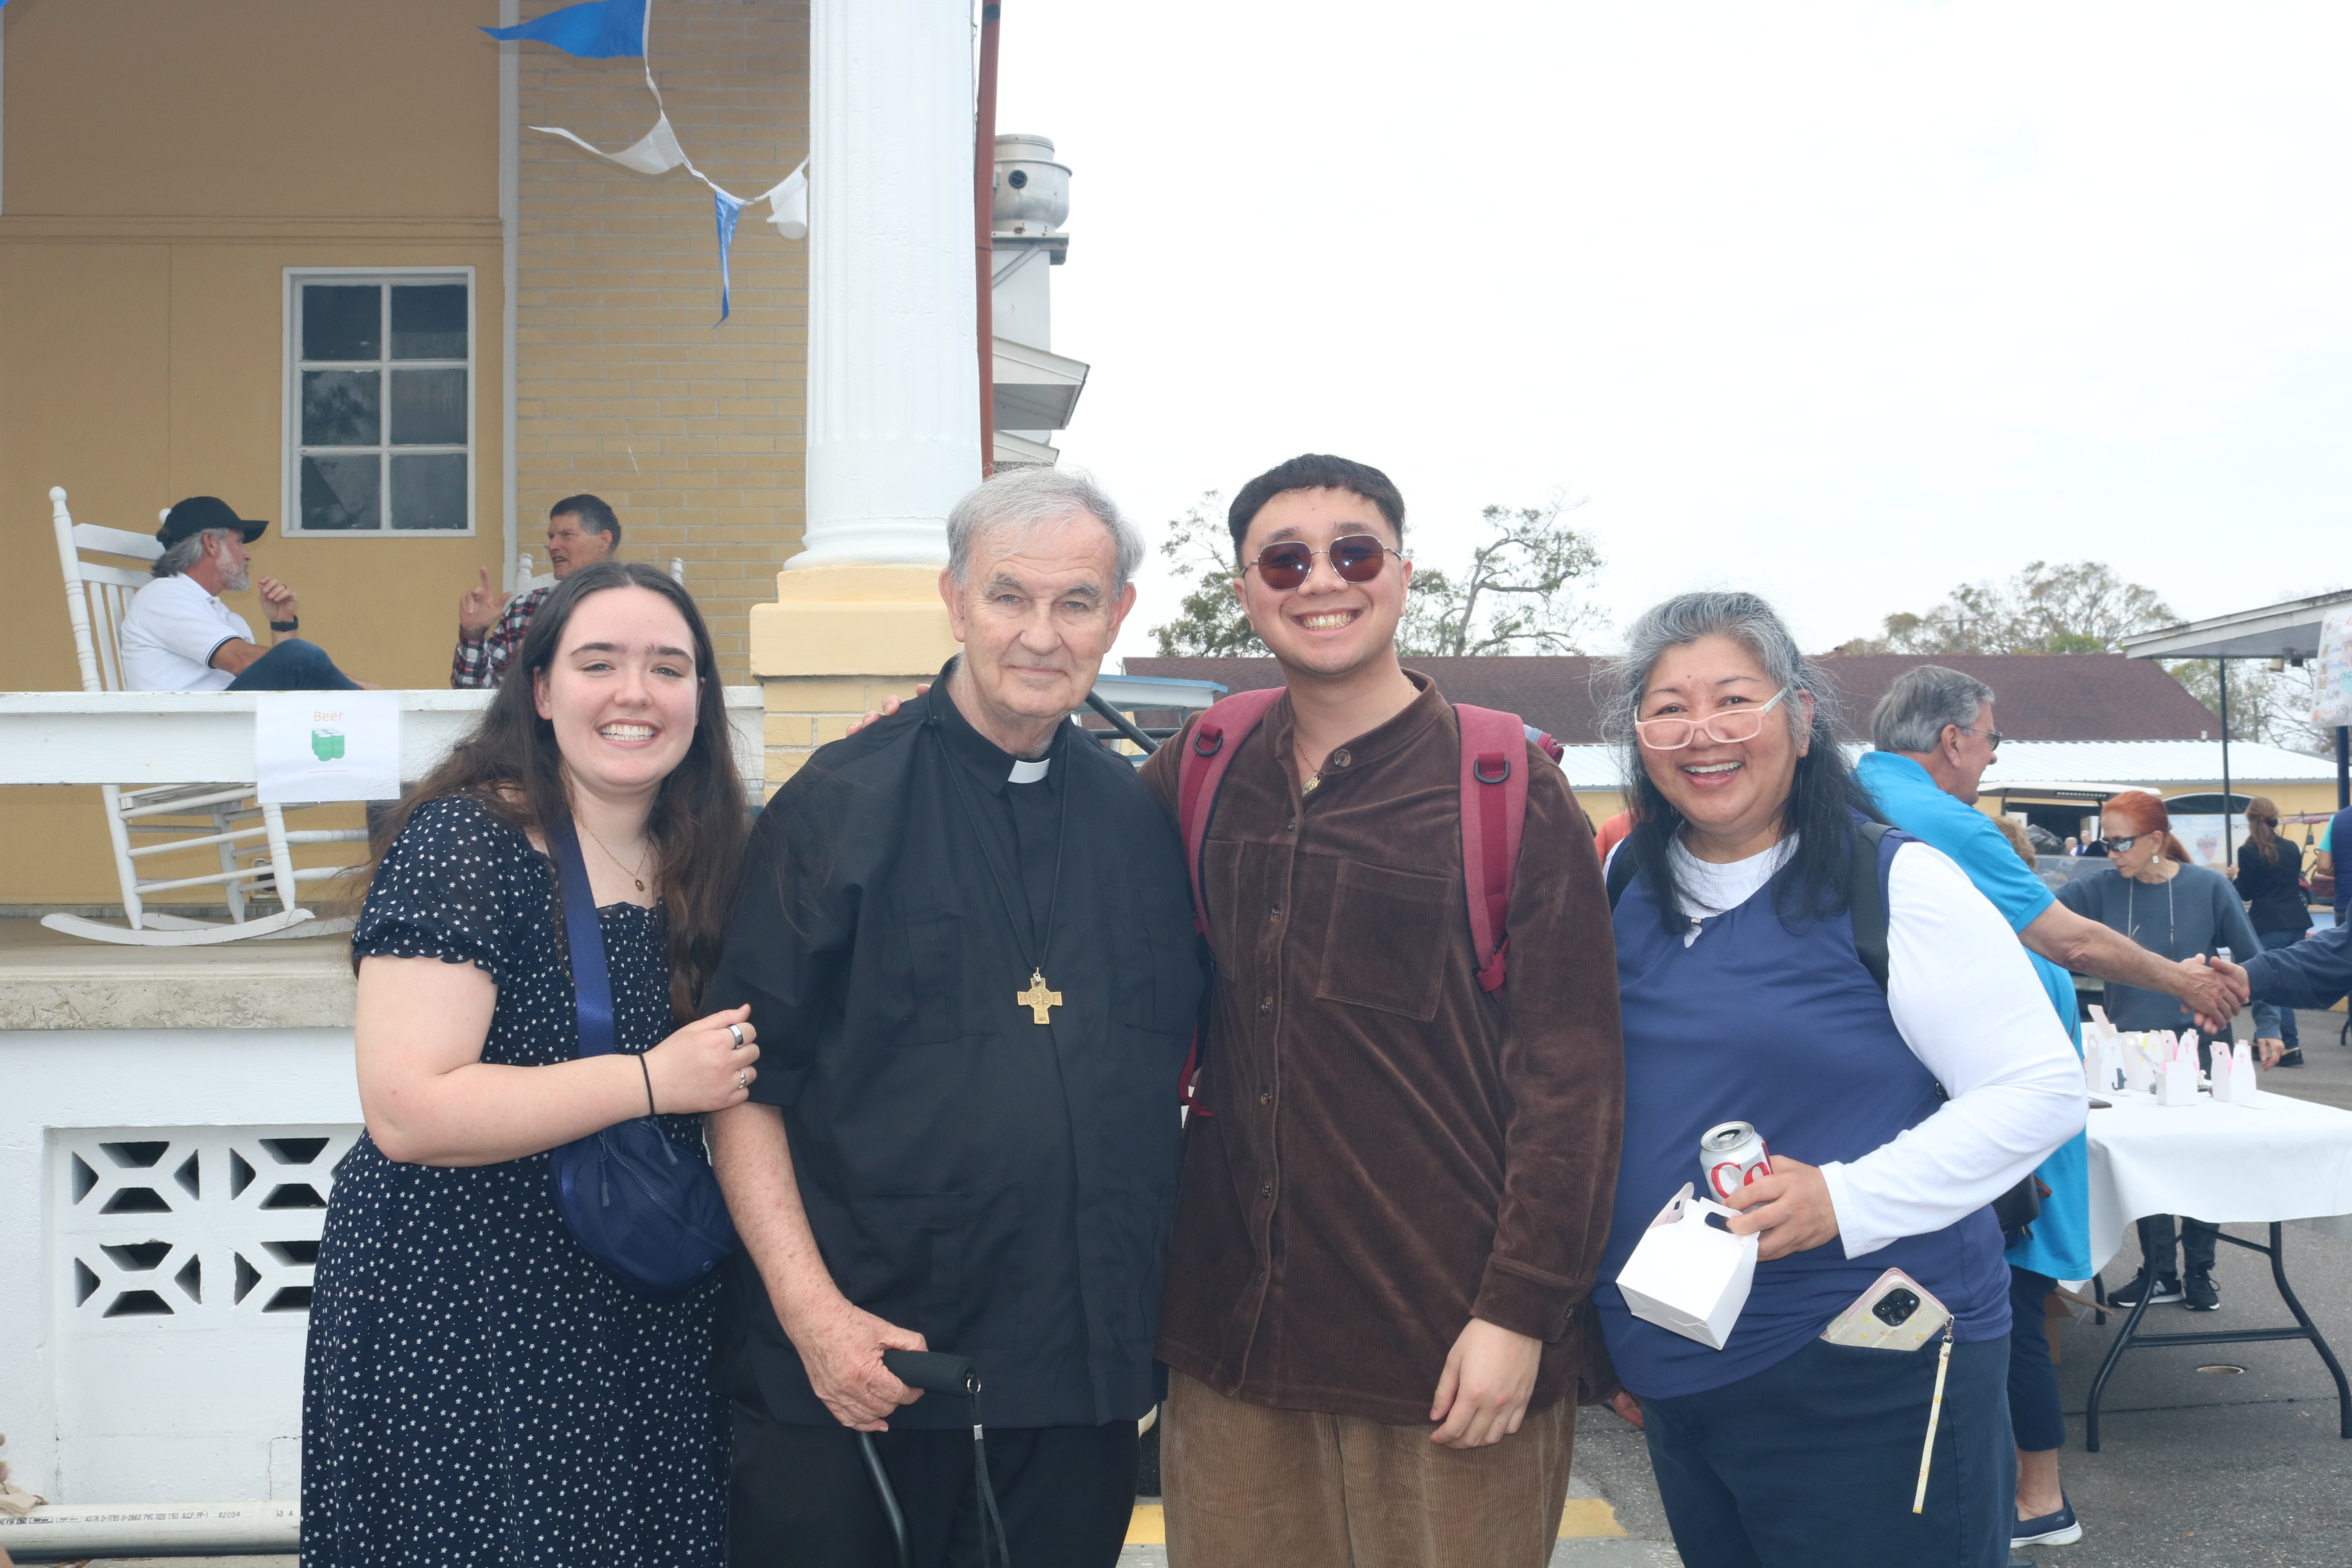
1700, 1120, 1773, 1202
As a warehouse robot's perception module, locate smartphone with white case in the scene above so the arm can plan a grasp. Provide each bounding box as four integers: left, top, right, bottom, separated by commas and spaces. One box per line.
1820, 1267, 1953, 1351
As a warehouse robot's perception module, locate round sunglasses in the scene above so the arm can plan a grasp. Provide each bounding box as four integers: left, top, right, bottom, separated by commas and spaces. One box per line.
1245, 535, 1402, 592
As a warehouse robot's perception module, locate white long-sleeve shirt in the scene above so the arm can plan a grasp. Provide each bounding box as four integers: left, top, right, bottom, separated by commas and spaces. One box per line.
1615, 834, 2087, 1258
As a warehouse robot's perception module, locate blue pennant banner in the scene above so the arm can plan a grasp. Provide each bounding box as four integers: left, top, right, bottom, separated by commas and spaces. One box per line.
483, 0, 648, 59
712, 185, 750, 322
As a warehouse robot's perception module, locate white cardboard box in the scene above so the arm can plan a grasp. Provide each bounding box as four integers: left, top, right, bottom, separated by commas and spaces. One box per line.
1613, 1183, 1759, 1350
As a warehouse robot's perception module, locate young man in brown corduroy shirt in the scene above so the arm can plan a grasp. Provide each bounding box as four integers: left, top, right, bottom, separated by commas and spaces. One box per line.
1140, 454, 1624, 1568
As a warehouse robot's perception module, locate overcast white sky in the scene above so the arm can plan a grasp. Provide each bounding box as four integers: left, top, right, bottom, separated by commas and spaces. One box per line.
991, 1, 2351, 666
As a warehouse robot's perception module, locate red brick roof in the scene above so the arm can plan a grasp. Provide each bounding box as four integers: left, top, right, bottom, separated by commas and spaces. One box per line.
1121, 653, 2220, 745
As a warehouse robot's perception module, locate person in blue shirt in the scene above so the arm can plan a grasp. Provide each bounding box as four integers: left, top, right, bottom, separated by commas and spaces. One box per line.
1856, 665, 2246, 1553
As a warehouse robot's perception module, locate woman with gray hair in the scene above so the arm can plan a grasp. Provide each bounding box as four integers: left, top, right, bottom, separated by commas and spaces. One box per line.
1590, 593, 2084, 1568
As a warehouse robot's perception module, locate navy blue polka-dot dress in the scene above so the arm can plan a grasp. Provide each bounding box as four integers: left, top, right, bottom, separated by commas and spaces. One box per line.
303, 797, 726, 1566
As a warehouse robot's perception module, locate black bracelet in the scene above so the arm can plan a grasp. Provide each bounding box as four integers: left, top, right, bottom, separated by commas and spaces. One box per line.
269, 617, 299, 632
637, 1053, 657, 1118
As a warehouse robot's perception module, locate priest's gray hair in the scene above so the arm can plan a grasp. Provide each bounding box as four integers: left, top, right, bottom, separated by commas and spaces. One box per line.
1871, 665, 1995, 755
153, 527, 232, 578
946, 466, 1145, 595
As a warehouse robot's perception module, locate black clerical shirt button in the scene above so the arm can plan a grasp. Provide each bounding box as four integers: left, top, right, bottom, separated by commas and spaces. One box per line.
1259, 1183, 1274, 1198
1284, 821, 1296, 832
1258, 1091, 1271, 1105
1331, 749, 1351, 767
1258, 997, 1272, 1014
1269, 904, 1281, 918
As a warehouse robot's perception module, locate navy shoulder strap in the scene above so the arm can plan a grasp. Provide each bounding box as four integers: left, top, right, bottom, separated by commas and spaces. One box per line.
1847, 819, 1895, 994
1605, 840, 1639, 909
547, 816, 619, 1058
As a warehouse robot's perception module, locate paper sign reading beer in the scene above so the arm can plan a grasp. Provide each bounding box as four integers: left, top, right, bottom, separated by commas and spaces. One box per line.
1613, 1182, 1759, 1350
256, 691, 400, 803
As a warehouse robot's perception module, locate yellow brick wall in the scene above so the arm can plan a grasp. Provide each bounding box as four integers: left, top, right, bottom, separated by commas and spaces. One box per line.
516, 0, 810, 681
757, 675, 939, 796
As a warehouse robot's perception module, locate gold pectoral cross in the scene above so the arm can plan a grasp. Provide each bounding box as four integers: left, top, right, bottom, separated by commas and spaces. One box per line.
1016, 969, 1063, 1025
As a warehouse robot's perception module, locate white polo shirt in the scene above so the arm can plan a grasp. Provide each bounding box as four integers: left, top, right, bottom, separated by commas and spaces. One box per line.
119, 572, 254, 691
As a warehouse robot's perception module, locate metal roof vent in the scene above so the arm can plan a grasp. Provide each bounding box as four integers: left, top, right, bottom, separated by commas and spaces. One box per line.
993, 134, 1069, 235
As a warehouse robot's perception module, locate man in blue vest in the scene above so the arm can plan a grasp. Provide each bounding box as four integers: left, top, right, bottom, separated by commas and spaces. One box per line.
1856, 664, 2246, 1553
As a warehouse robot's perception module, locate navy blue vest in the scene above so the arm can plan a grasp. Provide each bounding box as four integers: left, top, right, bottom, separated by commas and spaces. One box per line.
1594, 829, 2010, 1399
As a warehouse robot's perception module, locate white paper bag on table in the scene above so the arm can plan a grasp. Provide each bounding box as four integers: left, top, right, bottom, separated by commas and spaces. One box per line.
1613, 1182, 1759, 1350
2214, 1039, 2260, 1104
2157, 1032, 2201, 1106
2123, 1033, 2158, 1094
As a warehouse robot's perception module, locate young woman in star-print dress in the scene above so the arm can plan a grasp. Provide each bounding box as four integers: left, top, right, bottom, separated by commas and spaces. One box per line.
302, 563, 756, 1566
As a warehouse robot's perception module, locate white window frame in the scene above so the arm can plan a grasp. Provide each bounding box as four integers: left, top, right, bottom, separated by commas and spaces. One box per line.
281, 266, 478, 537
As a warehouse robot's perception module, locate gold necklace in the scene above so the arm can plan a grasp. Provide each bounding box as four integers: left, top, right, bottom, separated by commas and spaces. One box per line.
1294, 737, 1323, 795
578, 818, 652, 893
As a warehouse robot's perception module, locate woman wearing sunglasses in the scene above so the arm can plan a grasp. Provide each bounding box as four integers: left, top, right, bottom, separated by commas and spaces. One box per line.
1592, 592, 2084, 1568
2053, 791, 2282, 1313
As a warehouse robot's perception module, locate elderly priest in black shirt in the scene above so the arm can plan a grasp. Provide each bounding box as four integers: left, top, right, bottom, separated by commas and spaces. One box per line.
707, 466, 1202, 1567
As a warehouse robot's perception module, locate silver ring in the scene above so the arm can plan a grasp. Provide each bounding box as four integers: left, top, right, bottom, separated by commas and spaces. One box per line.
727, 1023, 746, 1049
737, 1068, 748, 1090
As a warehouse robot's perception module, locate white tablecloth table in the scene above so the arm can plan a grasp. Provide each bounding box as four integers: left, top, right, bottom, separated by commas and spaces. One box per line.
2080, 1087, 2352, 1449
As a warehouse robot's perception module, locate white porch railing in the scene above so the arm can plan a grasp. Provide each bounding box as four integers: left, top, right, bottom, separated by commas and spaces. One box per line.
0, 687, 768, 793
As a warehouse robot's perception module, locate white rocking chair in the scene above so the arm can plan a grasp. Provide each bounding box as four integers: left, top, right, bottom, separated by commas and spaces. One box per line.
42, 485, 365, 946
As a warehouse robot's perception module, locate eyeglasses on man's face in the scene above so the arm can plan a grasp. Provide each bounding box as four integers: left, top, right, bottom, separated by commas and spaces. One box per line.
1244, 535, 1402, 592
1635, 687, 1794, 751
1958, 724, 2004, 752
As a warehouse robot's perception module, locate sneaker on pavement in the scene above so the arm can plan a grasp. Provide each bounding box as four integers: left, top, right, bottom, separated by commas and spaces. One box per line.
2109, 1270, 2182, 1307
2184, 1270, 2221, 1311
2014, 1494, 2083, 1546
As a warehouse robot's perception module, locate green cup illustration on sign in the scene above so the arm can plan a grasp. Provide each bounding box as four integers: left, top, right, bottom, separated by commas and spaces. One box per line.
311, 727, 346, 762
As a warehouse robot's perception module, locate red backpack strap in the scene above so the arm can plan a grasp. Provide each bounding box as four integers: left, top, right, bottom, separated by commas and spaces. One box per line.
1174, 686, 1285, 935
1455, 705, 1532, 993
1171, 686, 1283, 1115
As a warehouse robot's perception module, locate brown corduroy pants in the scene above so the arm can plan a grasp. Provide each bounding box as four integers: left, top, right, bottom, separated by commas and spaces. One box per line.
1160, 1370, 1576, 1568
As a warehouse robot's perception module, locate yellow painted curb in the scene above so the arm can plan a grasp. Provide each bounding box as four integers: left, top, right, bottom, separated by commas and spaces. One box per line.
1560, 1497, 1629, 1538
1125, 1497, 1625, 1545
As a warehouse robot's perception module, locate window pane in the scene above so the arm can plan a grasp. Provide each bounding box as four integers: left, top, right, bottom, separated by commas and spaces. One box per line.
302, 370, 380, 446
301, 456, 381, 531
389, 368, 466, 446
302, 285, 380, 362
390, 453, 467, 530
390, 285, 468, 360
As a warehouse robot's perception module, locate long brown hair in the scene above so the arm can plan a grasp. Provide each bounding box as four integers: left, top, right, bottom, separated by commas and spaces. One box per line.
2245, 796, 2283, 864
2102, 789, 2190, 865
357, 561, 748, 1018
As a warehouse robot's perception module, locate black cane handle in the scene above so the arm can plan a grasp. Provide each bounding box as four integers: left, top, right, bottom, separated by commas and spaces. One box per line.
883, 1348, 982, 1397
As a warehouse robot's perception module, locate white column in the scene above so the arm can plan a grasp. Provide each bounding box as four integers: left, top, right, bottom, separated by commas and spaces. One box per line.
789, 0, 980, 569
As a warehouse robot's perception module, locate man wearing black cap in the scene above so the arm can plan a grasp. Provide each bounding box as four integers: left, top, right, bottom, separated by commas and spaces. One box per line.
119, 497, 373, 691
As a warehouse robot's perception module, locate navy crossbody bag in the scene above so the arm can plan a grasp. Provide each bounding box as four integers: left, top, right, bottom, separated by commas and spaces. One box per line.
546, 815, 737, 1303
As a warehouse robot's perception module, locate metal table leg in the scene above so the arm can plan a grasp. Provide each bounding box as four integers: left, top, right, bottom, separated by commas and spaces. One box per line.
2082, 1223, 2352, 1452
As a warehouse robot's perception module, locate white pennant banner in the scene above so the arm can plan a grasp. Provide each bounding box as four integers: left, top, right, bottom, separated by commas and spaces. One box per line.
529, 111, 688, 176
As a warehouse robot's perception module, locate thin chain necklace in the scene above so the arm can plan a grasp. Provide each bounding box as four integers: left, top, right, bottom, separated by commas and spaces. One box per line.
577, 816, 652, 893
939, 717, 1073, 1025
2126, 860, 2174, 951
1294, 736, 1325, 795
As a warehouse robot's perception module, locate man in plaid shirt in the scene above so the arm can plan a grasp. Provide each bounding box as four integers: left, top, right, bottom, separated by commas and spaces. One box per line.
450, 494, 621, 688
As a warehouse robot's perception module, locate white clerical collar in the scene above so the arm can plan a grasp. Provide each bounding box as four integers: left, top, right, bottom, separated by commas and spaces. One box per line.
1007, 757, 1051, 784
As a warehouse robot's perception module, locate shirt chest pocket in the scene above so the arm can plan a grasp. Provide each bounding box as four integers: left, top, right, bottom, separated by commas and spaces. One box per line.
1316, 859, 1454, 1022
